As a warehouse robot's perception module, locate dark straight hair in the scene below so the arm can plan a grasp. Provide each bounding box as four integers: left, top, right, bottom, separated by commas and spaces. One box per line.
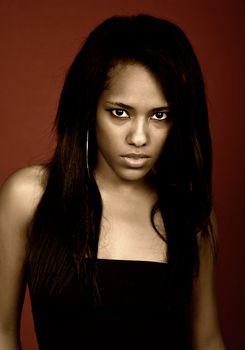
27, 14, 214, 303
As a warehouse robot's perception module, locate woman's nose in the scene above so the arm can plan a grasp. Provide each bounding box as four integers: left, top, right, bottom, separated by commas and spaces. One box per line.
126, 119, 149, 147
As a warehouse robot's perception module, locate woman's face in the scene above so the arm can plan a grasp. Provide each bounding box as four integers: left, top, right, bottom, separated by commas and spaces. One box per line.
95, 62, 172, 184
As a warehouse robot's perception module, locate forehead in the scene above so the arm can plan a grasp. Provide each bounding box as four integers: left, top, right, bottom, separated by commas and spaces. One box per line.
101, 62, 168, 106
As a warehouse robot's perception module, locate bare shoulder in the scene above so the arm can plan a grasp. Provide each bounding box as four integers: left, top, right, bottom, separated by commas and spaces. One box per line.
0, 165, 48, 338
0, 164, 47, 193
0, 165, 48, 227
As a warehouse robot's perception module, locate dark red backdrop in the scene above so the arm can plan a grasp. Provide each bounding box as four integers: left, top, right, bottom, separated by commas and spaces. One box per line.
0, 1, 244, 349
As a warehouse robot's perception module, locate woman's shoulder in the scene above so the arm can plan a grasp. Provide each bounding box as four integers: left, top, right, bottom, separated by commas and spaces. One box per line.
0, 164, 48, 198
0, 164, 48, 223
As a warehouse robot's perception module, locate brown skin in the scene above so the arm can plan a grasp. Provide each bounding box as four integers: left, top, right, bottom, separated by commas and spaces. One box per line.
0, 62, 226, 349
95, 62, 170, 262
95, 62, 172, 185
0, 166, 45, 350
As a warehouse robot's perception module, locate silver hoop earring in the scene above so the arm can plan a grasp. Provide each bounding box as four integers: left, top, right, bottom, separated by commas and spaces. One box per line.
86, 129, 91, 179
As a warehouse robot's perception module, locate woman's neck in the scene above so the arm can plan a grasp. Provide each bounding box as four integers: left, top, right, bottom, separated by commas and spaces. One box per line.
94, 171, 156, 200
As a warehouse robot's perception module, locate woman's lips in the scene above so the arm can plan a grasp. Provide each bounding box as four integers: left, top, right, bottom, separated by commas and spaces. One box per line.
121, 153, 151, 168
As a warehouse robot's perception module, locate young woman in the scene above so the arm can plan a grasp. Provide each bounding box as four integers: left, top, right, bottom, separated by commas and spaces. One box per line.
0, 14, 226, 349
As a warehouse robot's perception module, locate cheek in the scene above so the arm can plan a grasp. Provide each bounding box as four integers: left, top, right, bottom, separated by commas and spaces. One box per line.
96, 117, 109, 143
96, 116, 125, 142
96, 122, 121, 154
152, 130, 169, 153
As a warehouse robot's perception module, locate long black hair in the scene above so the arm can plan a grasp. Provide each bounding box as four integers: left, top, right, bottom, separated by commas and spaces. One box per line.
27, 14, 214, 303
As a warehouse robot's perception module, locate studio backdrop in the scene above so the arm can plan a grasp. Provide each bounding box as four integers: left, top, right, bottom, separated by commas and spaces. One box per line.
0, 1, 244, 349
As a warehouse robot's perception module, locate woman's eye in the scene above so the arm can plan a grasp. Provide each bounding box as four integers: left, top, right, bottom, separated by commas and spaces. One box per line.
151, 111, 169, 121
111, 109, 129, 118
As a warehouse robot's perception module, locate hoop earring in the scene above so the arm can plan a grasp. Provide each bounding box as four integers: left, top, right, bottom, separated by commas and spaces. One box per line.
86, 129, 91, 179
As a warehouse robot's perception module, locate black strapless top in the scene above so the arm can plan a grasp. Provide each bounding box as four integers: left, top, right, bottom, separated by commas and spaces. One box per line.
28, 259, 192, 349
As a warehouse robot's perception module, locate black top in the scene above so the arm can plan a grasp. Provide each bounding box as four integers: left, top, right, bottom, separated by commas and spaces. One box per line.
28, 259, 192, 349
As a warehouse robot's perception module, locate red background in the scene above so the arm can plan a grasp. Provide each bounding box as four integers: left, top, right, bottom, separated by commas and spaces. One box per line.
0, 1, 244, 349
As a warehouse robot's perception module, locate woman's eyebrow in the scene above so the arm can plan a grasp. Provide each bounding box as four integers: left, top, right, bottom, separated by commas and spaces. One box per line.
151, 106, 170, 112
105, 101, 170, 111
105, 101, 135, 110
